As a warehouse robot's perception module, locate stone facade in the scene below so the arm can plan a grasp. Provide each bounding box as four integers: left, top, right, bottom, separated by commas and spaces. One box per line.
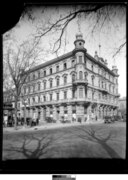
20, 33, 120, 123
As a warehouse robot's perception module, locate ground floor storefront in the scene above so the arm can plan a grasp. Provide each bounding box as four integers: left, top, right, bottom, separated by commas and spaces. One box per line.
21, 102, 118, 123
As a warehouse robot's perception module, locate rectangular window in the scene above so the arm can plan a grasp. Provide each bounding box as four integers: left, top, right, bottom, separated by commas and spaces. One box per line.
50, 94, 52, 101
50, 80, 52, 88
57, 78, 59, 86
79, 56, 82, 63
38, 83, 40, 91
57, 93, 59, 100
79, 88, 83, 98
56, 65, 59, 72
44, 70, 46, 77
64, 91, 67, 99
50, 68, 52, 75
64, 63, 67, 70
44, 81, 46, 89
44, 96, 46, 102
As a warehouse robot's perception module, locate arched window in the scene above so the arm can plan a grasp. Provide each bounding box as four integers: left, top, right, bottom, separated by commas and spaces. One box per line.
33, 84, 35, 92
44, 70, 46, 77
56, 77, 60, 86
33, 73, 35, 80
92, 91, 94, 100
91, 75, 95, 86
72, 60, 75, 67
28, 86, 31, 93
91, 64, 94, 71
56, 92, 59, 100
38, 82, 41, 91
43, 95, 46, 102
56, 65, 59, 72
79, 71, 83, 80
44, 81, 46, 89
50, 94, 52, 101
109, 84, 111, 92
50, 68, 52, 75
64, 76, 67, 85
38, 71, 40, 78
85, 72, 88, 80
64, 91, 67, 99
72, 74, 75, 82
50, 79, 52, 88
64, 63, 67, 70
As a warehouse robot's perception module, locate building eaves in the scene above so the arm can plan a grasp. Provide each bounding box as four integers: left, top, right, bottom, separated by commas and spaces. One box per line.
29, 51, 73, 73
86, 53, 116, 76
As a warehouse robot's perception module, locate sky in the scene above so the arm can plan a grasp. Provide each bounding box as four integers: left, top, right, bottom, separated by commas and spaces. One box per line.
4, 5, 126, 98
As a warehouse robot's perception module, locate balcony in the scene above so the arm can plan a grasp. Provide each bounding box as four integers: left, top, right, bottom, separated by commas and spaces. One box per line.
72, 79, 88, 86
99, 87, 108, 93
28, 98, 119, 108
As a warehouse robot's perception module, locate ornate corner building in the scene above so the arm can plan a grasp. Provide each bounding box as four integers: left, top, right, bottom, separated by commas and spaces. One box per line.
20, 33, 120, 122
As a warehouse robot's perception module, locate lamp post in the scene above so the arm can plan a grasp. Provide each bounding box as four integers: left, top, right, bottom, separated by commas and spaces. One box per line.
23, 99, 28, 127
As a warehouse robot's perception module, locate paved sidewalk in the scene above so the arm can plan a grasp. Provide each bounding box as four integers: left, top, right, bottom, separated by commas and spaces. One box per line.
3, 120, 104, 133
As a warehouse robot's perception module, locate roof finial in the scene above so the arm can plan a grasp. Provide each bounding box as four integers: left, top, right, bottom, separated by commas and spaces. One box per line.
99, 44, 101, 57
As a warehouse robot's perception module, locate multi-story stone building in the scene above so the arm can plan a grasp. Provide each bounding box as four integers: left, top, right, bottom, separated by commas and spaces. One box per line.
20, 33, 120, 122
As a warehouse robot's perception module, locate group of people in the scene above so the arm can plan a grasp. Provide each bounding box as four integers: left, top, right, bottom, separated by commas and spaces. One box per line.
3, 114, 39, 128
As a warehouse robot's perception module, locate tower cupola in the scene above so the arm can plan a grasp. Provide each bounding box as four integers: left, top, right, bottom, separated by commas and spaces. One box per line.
74, 33, 85, 49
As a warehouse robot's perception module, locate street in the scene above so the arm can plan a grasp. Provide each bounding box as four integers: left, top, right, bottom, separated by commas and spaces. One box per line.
3, 122, 126, 160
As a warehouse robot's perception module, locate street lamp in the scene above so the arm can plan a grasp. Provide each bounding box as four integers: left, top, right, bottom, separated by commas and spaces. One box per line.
23, 98, 28, 127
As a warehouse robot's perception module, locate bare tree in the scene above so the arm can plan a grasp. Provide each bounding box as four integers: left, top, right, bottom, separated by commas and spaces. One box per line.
3, 36, 42, 129
22, 4, 126, 56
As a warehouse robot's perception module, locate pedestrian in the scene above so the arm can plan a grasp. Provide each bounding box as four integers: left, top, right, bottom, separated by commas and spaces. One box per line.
4, 115, 8, 127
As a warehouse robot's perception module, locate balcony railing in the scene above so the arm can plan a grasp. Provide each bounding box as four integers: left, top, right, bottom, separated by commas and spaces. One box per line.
73, 79, 88, 85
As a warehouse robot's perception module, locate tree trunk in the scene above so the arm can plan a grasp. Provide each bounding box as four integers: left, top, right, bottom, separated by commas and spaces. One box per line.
14, 96, 18, 130
24, 104, 27, 127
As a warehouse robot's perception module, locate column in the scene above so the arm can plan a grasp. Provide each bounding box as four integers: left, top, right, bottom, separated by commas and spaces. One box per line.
60, 106, 64, 121
67, 104, 72, 122
35, 107, 38, 119
46, 106, 50, 117
40, 107, 45, 122
53, 106, 57, 121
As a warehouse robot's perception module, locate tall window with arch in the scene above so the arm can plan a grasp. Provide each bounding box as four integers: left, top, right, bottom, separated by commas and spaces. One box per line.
64, 62, 67, 70
72, 74, 75, 82
91, 75, 95, 86
91, 64, 94, 71
79, 87, 83, 98
50, 79, 53, 88
85, 72, 88, 81
72, 60, 75, 67
92, 91, 94, 100
79, 71, 83, 80
56, 77, 60, 86
38, 82, 41, 91
44, 70, 46, 77
56, 65, 59, 72
50, 68, 52, 75
44, 81, 46, 90
64, 76, 67, 85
